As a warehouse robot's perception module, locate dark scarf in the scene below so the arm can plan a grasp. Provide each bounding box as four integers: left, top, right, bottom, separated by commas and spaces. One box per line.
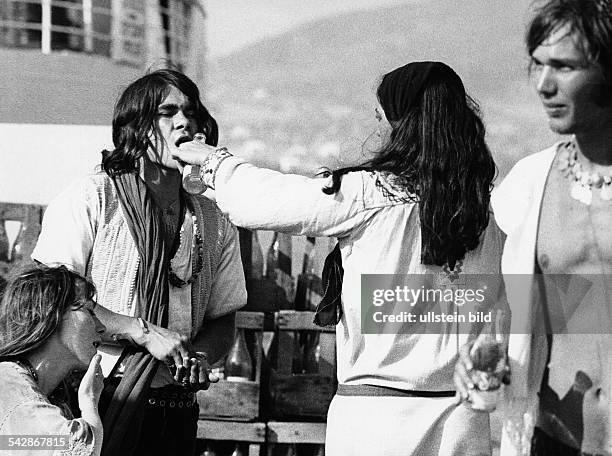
101, 172, 170, 456
313, 243, 344, 327
377, 61, 448, 122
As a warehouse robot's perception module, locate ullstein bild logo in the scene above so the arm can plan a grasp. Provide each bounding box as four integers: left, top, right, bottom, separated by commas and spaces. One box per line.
360, 274, 612, 335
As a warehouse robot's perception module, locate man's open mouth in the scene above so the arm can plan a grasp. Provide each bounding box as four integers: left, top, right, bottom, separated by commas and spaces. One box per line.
175, 136, 192, 147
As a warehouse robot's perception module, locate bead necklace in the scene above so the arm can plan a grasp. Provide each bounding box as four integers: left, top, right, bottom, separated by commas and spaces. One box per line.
557, 140, 612, 205
168, 209, 204, 288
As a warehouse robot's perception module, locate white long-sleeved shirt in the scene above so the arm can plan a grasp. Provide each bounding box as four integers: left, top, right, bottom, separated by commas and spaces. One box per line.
210, 157, 505, 390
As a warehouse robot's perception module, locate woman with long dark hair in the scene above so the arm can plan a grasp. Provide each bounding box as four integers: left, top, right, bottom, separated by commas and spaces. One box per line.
0, 266, 106, 456
174, 61, 505, 455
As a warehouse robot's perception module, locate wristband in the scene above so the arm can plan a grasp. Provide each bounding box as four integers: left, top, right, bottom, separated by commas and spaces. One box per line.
200, 147, 233, 190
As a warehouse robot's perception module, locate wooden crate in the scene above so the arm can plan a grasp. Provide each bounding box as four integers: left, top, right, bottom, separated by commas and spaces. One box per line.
197, 420, 266, 456
266, 311, 336, 420
267, 421, 326, 455
267, 421, 326, 444
198, 311, 265, 421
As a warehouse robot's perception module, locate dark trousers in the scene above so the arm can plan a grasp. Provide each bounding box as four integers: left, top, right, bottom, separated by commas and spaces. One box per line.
99, 381, 199, 456
133, 398, 199, 456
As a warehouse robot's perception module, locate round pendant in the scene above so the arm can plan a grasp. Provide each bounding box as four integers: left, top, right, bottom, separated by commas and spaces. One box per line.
570, 181, 592, 205
600, 184, 612, 201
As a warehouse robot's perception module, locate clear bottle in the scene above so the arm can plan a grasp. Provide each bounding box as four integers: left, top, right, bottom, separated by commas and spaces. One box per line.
251, 231, 264, 281
182, 164, 206, 194
225, 328, 253, 382
303, 331, 321, 374
294, 237, 316, 311
266, 232, 294, 306
265, 232, 279, 281
9, 220, 26, 262
0, 220, 9, 262
468, 309, 509, 411
291, 334, 305, 374
230, 442, 245, 456
202, 441, 220, 456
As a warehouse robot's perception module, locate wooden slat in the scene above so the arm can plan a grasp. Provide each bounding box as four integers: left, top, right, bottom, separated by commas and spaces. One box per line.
247, 444, 261, 456
198, 380, 260, 421
0, 202, 45, 221
197, 420, 266, 442
236, 311, 265, 330
275, 311, 335, 332
267, 421, 326, 444
269, 373, 334, 419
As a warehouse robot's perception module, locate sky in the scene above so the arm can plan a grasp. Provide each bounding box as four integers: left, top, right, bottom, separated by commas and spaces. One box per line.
204, 0, 409, 57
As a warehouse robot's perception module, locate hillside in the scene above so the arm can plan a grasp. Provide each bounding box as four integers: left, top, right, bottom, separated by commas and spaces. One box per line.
207, 0, 556, 177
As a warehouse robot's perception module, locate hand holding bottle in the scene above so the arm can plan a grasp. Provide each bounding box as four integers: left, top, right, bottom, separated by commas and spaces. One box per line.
455, 334, 510, 412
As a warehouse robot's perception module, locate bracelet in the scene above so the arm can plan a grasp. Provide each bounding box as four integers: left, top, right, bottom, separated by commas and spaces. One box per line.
137, 317, 150, 335
199, 147, 233, 190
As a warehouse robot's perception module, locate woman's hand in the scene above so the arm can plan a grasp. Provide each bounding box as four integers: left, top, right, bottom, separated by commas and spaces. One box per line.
78, 354, 104, 405
454, 341, 478, 403
78, 355, 104, 456
454, 339, 511, 404
172, 134, 217, 166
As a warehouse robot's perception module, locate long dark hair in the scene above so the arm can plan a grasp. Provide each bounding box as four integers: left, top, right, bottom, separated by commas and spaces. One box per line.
102, 69, 219, 176
325, 62, 495, 268
0, 266, 95, 360
526, 0, 612, 86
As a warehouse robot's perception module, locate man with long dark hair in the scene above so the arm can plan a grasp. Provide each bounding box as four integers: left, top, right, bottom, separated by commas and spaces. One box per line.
488, 0, 612, 454
172, 61, 506, 455
32, 69, 247, 456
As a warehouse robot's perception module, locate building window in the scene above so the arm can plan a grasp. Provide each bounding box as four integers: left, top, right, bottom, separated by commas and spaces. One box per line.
0, 0, 42, 49
0, 0, 193, 67
159, 0, 191, 70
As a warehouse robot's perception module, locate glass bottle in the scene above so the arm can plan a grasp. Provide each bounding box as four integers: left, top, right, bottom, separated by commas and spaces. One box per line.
7, 220, 25, 262
265, 232, 279, 281
295, 237, 316, 310
225, 328, 253, 382
202, 441, 220, 456
0, 220, 9, 262
251, 231, 264, 280
468, 309, 509, 411
182, 164, 206, 194
303, 331, 321, 374
266, 232, 294, 306
230, 443, 245, 456
291, 334, 304, 374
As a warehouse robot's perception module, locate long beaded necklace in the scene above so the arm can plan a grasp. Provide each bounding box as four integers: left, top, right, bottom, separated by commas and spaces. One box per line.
168, 199, 204, 288
557, 140, 612, 205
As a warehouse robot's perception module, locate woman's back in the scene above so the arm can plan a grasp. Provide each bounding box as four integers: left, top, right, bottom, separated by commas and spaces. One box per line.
332, 170, 504, 389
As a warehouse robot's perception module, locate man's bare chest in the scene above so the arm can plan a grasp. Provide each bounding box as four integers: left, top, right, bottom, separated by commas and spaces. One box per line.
537, 160, 612, 275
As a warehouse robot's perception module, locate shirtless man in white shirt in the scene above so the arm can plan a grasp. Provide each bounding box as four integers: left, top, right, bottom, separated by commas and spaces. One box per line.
484, 1, 612, 454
